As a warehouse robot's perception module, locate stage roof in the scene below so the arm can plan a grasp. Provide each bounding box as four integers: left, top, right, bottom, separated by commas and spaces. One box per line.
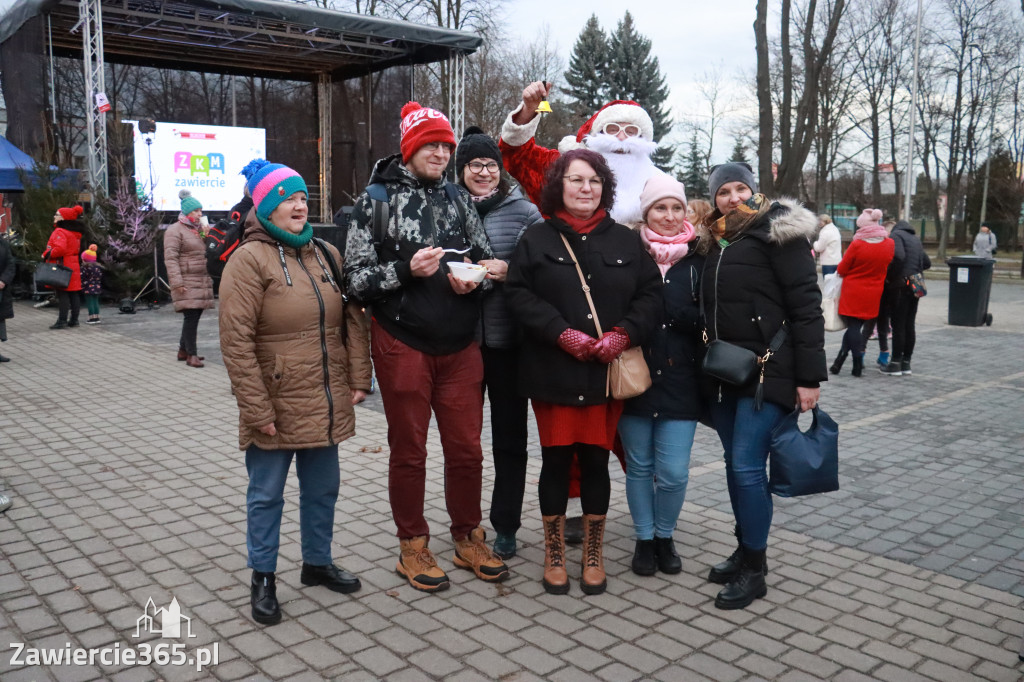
0, 0, 482, 81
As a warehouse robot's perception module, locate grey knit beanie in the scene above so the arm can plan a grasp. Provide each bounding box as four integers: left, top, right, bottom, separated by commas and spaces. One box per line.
708, 162, 757, 200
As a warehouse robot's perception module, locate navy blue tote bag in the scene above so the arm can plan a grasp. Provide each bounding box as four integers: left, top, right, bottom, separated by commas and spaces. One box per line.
768, 406, 839, 497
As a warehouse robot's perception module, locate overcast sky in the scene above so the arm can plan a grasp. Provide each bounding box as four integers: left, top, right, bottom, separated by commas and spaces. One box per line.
0, 0, 759, 160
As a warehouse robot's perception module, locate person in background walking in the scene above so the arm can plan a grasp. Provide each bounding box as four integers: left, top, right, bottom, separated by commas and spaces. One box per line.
973, 224, 997, 259
813, 214, 842, 277
879, 220, 931, 376
0, 230, 14, 362
506, 149, 662, 596
220, 161, 372, 626
43, 206, 85, 329
619, 176, 705, 577
80, 243, 103, 324
831, 209, 894, 377
699, 162, 826, 610
455, 126, 542, 560
164, 190, 214, 368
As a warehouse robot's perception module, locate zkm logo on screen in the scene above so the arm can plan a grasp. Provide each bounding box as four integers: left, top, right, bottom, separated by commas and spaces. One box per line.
174, 151, 228, 189
9, 597, 219, 673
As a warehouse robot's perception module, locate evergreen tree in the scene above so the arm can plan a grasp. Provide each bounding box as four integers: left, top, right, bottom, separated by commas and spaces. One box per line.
730, 138, 748, 163
605, 11, 674, 170
679, 130, 709, 198
564, 15, 609, 122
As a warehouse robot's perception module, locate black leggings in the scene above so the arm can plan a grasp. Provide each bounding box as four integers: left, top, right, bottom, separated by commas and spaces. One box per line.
538, 443, 610, 516
840, 316, 869, 356
890, 288, 919, 360
179, 309, 204, 356
57, 290, 81, 324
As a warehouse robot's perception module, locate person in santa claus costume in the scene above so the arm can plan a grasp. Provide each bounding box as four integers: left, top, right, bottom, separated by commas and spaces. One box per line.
499, 81, 669, 226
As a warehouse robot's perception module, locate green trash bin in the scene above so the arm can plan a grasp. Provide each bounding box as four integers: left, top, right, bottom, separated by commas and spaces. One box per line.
946, 256, 994, 326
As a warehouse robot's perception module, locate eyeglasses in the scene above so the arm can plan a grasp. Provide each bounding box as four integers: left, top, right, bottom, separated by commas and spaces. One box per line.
421, 141, 454, 153
467, 161, 500, 174
601, 122, 641, 137
563, 175, 604, 189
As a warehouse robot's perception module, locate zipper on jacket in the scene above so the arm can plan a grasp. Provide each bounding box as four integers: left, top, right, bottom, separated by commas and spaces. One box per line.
712, 244, 726, 403
296, 250, 336, 444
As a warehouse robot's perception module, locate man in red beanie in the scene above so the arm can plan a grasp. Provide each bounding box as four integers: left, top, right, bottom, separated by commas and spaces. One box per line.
344, 102, 509, 593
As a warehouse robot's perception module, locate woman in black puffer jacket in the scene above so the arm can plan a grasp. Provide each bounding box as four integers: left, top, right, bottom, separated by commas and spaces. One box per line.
618, 176, 707, 579
455, 127, 542, 560
700, 163, 827, 611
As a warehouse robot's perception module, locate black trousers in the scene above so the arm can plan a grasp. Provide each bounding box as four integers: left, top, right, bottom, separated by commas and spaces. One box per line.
840, 315, 869, 356
57, 290, 80, 324
890, 288, 920, 360
482, 345, 529, 535
539, 443, 610, 517
179, 308, 204, 356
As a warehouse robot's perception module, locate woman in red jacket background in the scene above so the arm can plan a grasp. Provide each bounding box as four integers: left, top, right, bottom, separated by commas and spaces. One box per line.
832, 209, 894, 377
43, 206, 85, 329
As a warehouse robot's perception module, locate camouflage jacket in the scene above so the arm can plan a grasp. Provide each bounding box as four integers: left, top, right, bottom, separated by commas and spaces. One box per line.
344, 154, 493, 355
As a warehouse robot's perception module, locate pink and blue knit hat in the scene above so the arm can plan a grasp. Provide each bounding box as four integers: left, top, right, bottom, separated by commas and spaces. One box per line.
243, 159, 308, 221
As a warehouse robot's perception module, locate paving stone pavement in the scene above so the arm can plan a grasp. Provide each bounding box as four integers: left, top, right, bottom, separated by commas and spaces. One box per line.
1, 280, 1023, 682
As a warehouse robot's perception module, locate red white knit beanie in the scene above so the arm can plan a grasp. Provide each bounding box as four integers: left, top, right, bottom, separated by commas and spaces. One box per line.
399, 102, 456, 163
558, 100, 655, 153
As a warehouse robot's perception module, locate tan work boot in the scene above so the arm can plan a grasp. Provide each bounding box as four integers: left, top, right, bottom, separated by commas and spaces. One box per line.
397, 536, 450, 592
580, 514, 607, 595
542, 515, 570, 594
453, 528, 509, 582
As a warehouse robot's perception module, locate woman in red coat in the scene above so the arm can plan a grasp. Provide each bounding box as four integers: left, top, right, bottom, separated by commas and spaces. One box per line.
833, 209, 894, 376
43, 206, 85, 329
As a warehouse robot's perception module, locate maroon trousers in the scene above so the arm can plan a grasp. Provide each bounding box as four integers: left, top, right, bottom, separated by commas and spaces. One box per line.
371, 320, 485, 541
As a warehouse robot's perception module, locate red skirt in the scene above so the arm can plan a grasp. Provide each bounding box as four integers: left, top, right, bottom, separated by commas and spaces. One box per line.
532, 399, 624, 450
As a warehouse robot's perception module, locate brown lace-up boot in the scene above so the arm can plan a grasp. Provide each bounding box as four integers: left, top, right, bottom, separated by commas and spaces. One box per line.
541, 515, 570, 594
453, 527, 509, 582
580, 514, 607, 595
397, 536, 450, 592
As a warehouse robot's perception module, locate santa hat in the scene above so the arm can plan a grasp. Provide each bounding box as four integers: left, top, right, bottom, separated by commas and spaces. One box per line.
399, 101, 456, 163
558, 100, 655, 153
57, 206, 84, 222
856, 208, 883, 228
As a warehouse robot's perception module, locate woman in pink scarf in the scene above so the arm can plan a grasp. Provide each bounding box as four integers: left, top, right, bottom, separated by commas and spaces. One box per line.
619, 175, 708, 577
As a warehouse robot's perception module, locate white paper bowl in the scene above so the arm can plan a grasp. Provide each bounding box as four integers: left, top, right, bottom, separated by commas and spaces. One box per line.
448, 261, 488, 283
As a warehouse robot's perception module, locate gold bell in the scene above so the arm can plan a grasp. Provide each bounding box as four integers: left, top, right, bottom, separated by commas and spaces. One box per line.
535, 100, 553, 114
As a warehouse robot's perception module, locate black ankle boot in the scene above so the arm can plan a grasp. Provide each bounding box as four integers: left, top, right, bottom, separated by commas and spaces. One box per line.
654, 536, 681, 574
251, 571, 281, 625
851, 353, 864, 377
708, 527, 768, 584
631, 539, 657, 576
714, 548, 767, 610
564, 515, 584, 545
300, 562, 361, 594
829, 351, 847, 375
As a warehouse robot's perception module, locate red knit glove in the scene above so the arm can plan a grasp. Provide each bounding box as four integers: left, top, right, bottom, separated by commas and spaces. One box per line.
592, 327, 631, 364
557, 328, 598, 362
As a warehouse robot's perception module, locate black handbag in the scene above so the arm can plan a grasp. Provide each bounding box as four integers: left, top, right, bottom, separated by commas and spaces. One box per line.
35, 261, 72, 289
702, 339, 760, 386
768, 406, 840, 497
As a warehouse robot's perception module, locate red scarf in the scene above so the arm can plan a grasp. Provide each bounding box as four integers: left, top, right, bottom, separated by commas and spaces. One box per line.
554, 208, 607, 234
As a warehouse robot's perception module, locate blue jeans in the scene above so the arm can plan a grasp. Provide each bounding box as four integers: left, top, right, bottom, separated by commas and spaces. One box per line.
619, 415, 696, 540
709, 396, 785, 551
246, 444, 340, 572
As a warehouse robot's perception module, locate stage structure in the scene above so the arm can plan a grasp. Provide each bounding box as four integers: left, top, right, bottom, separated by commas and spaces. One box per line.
0, 0, 482, 221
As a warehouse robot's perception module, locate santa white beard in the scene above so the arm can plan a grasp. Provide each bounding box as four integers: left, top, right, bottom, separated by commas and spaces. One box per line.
584, 133, 668, 225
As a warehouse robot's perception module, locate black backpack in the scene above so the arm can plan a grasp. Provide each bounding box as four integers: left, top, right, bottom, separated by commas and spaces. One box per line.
205, 212, 244, 278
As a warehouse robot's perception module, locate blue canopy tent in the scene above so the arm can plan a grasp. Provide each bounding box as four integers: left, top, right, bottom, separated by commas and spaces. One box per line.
0, 135, 79, 191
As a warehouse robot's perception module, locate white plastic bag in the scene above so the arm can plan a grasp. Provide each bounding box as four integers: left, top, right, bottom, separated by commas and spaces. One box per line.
821, 274, 846, 332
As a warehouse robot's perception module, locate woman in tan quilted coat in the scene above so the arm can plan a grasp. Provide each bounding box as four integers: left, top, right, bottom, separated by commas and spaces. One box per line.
219, 161, 371, 627
164, 190, 215, 367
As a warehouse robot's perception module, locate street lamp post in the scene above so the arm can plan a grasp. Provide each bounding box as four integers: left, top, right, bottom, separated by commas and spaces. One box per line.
902, 0, 924, 221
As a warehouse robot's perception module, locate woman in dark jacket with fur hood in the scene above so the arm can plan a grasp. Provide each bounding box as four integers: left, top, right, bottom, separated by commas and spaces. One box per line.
700, 163, 827, 610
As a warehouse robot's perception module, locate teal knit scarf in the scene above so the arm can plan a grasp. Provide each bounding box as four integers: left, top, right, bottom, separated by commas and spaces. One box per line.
258, 216, 313, 249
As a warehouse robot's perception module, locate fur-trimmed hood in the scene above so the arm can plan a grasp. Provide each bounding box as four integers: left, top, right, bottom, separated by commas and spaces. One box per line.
764, 197, 819, 245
